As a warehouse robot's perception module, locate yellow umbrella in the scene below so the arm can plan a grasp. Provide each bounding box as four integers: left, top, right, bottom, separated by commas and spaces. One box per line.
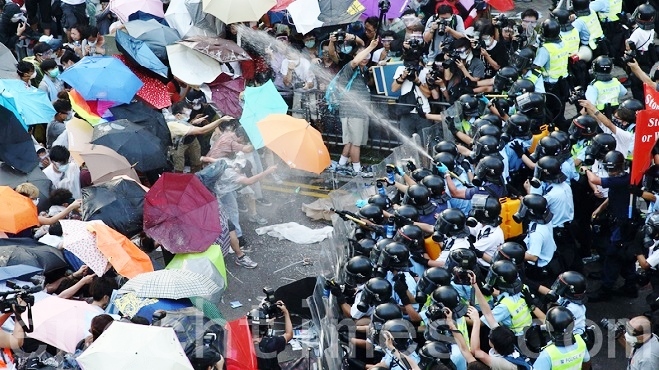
256, 114, 330, 174
202, 0, 276, 24
66, 117, 94, 165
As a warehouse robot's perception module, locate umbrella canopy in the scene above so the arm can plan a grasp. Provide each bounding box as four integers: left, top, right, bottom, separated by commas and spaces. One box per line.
287, 0, 323, 34
165, 0, 223, 39
177, 37, 251, 63
67, 90, 110, 126
114, 292, 190, 318
116, 30, 169, 78
0, 265, 42, 281
24, 295, 105, 353
318, 0, 365, 27
0, 238, 68, 273
125, 19, 181, 60
60, 220, 110, 276
114, 55, 172, 110
0, 43, 18, 80
167, 244, 227, 283
67, 118, 95, 165
224, 318, 258, 370
0, 79, 57, 126
81, 177, 146, 237
118, 269, 220, 300
91, 119, 168, 172
0, 186, 38, 234
88, 221, 154, 278
109, 101, 171, 148
77, 321, 193, 370
144, 173, 221, 253
60, 56, 143, 104
0, 106, 39, 173
78, 143, 139, 184
160, 307, 225, 356
360, 0, 409, 18
209, 74, 243, 119
166, 44, 223, 86
109, 0, 165, 23
272, 0, 296, 12
165, 257, 225, 305
257, 114, 330, 174
202, 0, 276, 24
239, 81, 288, 149
0, 163, 52, 205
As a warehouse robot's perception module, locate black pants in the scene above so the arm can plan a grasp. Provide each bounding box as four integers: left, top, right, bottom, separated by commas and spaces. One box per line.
602, 22, 625, 64
25, 0, 52, 30
554, 225, 583, 273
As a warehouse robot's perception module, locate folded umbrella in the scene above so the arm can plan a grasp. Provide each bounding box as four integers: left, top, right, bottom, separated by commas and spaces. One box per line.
0, 238, 68, 273
202, 0, 276, 24
125, 19, 181, 60
0, 186, 38, 234
77, 321, 193, 370
60, 56, 143, 104
91, 119, 168, 172
109, 0, 165, 23
60, 220, 110, 276
177, 37, 251, 63
116, 30, 169, 79
109, 101, 172, 148
286, 0, 323, 34
0, 79, 57, 126
165, 0, 220, 39
0, 265, 43, 281
114, 55, 172, 110
118, 269, 220, 300
0, 163, 52, 206
144, 173, 221, 253
78, 143, 139, 184
87, 221, 154, 278
0, 106, 39, 173
23, 295, 105, 353
239, 81, 288, 149
81, 177, 146, 237
209, 74, 244, 118
0, 43, 18, 80
224, 318, 258, 370
166, 44, 223, 86
257, 114, 330, 174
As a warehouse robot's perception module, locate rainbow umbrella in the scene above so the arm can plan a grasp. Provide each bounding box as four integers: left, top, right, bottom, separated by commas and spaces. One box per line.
68, 90, 112, 126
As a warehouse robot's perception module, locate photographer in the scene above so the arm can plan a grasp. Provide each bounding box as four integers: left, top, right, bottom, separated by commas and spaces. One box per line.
0, 307, 25, 365
328, 30, 365, 68
478, 25, 508, 80
444, 37, 485, 101
248, 300, 293, 370
625, 3, 657, 100
423, 5, 465, 60
391, 34, 432, 137
621, 316, 659, 369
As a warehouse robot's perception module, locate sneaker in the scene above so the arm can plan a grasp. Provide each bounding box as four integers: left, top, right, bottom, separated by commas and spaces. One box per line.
239, 245, 253, 253
247, 213, 268, 225
236, 254, 258, 268
256, 198, 272, 206
354, 167, 373, 178
271, 173, 284, 185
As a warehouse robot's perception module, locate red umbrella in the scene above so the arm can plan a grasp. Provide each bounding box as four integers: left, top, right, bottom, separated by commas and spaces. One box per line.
114, 54, 172, 110
485, 0, 514, 11
209, 73, 244, 118
143, 173, 221, 253
271, 0, 295, 12
225, 317, 257, 370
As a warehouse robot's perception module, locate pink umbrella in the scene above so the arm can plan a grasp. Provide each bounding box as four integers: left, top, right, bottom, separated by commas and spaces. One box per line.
60, 220, 110, 276
110, 0, 166, 23
271, 0, 296, 12
209, 74, 244, 118
360, 0, 409, 18
23, 296, 104, 353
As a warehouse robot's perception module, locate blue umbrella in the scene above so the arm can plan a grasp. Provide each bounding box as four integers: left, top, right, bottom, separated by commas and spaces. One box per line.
60, 56, 143, 104
115, 30, 169, 79
0, 264, 43, 281
0, 80, 57, 127
239, 80, 288, 149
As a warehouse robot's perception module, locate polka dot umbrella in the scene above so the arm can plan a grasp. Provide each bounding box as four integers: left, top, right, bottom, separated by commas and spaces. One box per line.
114, 54, 172, 110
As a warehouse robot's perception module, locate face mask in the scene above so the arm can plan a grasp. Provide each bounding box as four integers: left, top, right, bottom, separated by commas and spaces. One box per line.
89, 40, 97, 47
305, 40, 316, 48
341, 45, 353, 54
483, 37, 493, 47
612, 116, 626, 128
624, 332, 639, 346
66, 111, 73, 120
10, 14, 24, 23
192, 104, 202, 111
30, 71, 37, 79
49, 69, 60, 78
57, 163, 69, 173
32, 198, 39, 206
459, 51, 469, 60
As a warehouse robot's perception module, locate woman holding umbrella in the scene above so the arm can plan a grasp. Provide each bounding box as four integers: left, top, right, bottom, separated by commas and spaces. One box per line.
14, 182, 81, 233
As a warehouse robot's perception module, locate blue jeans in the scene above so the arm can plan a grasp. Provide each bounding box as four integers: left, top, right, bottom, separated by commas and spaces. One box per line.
219, 192, 242, 238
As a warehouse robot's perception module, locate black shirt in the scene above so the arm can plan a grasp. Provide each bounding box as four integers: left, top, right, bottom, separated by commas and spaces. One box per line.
601, 173, 630, 221
482, 41, 509, 79
256, 335, 287, 370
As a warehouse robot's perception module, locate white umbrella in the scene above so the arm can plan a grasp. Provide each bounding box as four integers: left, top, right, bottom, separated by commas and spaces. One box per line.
77, 321, 193, 370
118, 269, 221, 299
165, 0, 220, 39
166, 44, 223, 86
287, 0, 323, 35
202, 0, 276, 24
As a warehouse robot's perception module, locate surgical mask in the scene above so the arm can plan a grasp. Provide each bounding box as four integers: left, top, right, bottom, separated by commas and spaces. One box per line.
49, 69, 60, 78
11, 13, 25, 23
89, 40, 97, 47
66, 111, 73, 120
340, 45, 353, 54
624, 332, 639, 346
483, 37, 493, 47
459, 51, 469, 60
305, 40, 316, 48
32, 198, 39, 206
192, 104, 202, 111
57, 162, 69, 173
30, 71, 37, 79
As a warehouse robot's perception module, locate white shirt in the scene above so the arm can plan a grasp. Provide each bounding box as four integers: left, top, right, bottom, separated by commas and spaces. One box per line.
43, 162, 81, 198
280, 58, 315, 87
470, 223, 504, 266
436, 237, 471, 266
599, 123, 635, 159
392, 66, 430, 113
627, 28, 655, 52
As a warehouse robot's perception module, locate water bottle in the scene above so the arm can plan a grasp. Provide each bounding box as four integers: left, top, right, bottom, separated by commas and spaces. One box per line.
376, 180, 386, 196
385, 218, 396, 239
386, 167, 396, 184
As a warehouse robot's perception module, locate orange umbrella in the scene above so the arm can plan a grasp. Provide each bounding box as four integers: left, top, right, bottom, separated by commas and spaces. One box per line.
0, 186, 38, 234
256, 114, 330, 174
87, 221, 153, 278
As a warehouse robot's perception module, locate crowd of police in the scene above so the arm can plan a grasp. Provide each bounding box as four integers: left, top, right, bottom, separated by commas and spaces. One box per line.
305, 1, 659, 369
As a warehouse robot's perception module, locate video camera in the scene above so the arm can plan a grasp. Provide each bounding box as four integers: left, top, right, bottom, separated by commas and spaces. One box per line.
492, 13, 512, 28
260, 287, 282, 317
1, 279, 42, 333
622, 41, 637, 64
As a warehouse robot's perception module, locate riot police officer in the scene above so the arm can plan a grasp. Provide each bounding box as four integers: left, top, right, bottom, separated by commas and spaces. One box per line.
552, 8, 590, 90
467, 194, 504, 267
572, 0, 607, 57
515, 194, 559, 283
443, 155, 506, 200
430, 208, 472, 268
585, 56, 626, 118
546, 271, 588, 335
533, 306, 591, 370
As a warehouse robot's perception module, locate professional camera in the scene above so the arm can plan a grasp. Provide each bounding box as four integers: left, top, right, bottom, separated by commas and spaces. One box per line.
442, 50, 460, 69
403, 38, 425, 67
334, 30, 346, 44
0, 280, 41, 333
621, 41, 637, 64
599, 318, 625, 339
260, 287, 282, 317
435, 17, 449, 35
378, 0, 391, 12
567, 86, 586, 105
426, 68, 443, 89
492, 13, 511, 28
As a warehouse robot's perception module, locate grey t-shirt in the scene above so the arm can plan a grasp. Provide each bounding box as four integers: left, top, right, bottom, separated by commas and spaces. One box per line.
46, 120, 66, 148
629, 335, 659, 370
334, 63, 370, 119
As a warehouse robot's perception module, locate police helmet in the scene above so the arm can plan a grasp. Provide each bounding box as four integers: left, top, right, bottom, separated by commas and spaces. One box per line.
369, 303, 404, 345
493, 242, 527, 268
364, 277, 393, 304
469, 194, 502, 226
370, 238, 394, 266
345, 255, 373, 285
493, 66, 520, 92
380, 318, 415, 350
568, 115, 599, 141
541, 18, 561, 41
435, 208, 469, 238
359, 204, 385, 224
635, 3, 656, 30
411, 168, 433, 182
505, 114, 532, 140
472, 155, 505, 186
459, 94, 480, 117
394, 224, 425, 253
512, 48, 535, 71
602, 150, 625, 173
572, 0, 590, 14
514, 194, 553, 224
448, 248, 477, 272
509, 79, 536, 97
381, 242, 410, 271
645, 212, 659, 240
430, 285, 467, 319
434, 140, 459, 156
536, 156, 567, 183
552, 8, 573, 31
494, 98, 512, 119
368, 194, 393, 212
473, 135, 501, 158
406, 185, 431, 207
535, 136, 562, 158
515, 92, 545, 117
415, 267, 452, 303
422, 175, 447, 198
432, 152, 456, 173
549, 130, 571, 157
477, 124, 503, 144
592, 55, 613, 81
394, 205, 420, 225
551, 271, 587, 303
545, 306, 576, 346
589, 133, 617, 160
418, 341, 453, 368
354, 238, 376, 257
643, 165, 659, 194
486, 260, 520, 290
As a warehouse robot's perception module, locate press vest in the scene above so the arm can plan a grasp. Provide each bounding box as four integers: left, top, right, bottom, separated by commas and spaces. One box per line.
579, 12, 604, 49
591, 79, 622, 109
561, 28, 581, 56
543, 335, 587, 370
498, 294, 533, 336
542, 43, 569, 80
598, 0, 622, 22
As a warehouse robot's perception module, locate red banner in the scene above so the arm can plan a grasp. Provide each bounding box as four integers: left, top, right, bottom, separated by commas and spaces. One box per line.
631, 86, 659, 184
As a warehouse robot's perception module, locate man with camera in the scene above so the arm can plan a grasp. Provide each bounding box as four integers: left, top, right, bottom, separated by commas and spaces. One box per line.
248, 300, 293, 370
618, 316, 659, 369
624, 2, 657, 100
423, 5, 465, 60
444, 37, 485, 101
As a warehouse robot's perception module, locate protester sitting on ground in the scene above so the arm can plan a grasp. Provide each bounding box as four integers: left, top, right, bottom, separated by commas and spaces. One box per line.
42, 145, 81, 198
39, 59, 64, 102
65, 24, 87, 57
47, 99, 72, 148
81, 26, 105, 56
60, 49, 80, 71
75, 314, 113, 352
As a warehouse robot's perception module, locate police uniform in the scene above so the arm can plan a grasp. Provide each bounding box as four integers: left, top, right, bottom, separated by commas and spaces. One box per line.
530, 182, 574, 229
518, 70, 546, 94
470, 223, 505, 266
576, 9, 605, 52
386, 271, 420, 311
560, 28, 581, 57
558, 297, 587, 335
480, 291, 533, 336
533, 335, 590, 370
435, 236, 471, 267
534, 40, 569, 129
593, 0, 623, 61
585, 78, 626, 114
350, 284, 373, 319
525, 221, 558, 283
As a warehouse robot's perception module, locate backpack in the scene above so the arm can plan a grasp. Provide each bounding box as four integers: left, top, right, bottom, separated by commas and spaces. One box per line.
503, 350, 532, 370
